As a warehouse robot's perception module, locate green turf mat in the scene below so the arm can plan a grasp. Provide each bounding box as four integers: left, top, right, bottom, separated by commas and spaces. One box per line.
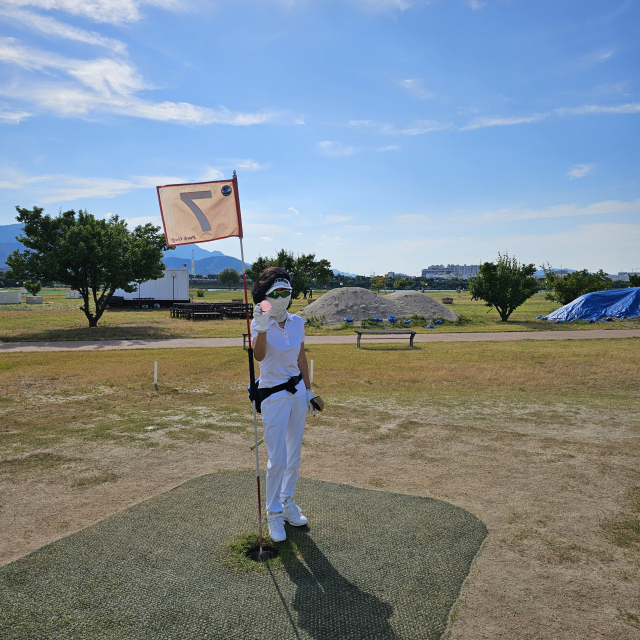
0, 471, 487, 639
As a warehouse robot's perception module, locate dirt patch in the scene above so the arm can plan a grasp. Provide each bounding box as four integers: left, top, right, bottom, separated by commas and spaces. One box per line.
299, 287, 456, 325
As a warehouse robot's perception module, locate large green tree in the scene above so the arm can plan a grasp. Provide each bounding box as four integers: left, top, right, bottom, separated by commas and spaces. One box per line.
7, 206, 169, 327
468, 252, 538, 322
218, 267, 240, 288
543, 267, 611, 306
247, 249, 332, 299
629, 274, 640, 287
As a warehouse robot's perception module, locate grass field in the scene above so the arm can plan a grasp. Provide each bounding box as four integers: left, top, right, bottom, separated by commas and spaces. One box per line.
1, 288, 638, 342
1, 338, 639, 637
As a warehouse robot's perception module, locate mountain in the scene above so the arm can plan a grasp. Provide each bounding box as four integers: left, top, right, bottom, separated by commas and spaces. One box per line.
0, 224, 24, 267
164, 254, 248, 274
163, 245, 226, 261
333, 269, 361, 278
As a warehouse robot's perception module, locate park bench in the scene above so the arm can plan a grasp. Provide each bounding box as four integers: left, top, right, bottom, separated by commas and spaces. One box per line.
354, 329, 417, 349
191, 311, 222, 321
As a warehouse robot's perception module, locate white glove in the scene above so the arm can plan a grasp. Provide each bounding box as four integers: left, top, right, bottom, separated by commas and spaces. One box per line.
306, 388, 315, 412
254, 303, 271, 332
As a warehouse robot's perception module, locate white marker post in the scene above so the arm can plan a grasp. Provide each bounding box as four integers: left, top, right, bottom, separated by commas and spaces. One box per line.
310, 359, 314, 385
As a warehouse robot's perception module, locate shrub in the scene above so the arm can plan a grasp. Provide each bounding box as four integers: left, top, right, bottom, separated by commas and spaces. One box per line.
196, 289, 205, 297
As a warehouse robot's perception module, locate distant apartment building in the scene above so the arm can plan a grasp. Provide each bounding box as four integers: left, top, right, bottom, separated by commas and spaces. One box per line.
421, 264, 479, 279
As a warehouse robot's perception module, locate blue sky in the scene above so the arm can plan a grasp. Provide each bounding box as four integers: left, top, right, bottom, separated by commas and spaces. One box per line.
0, 0, 638, 275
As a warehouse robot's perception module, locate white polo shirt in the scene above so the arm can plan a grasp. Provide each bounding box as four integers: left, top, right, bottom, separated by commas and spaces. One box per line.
251, 313, 306, 393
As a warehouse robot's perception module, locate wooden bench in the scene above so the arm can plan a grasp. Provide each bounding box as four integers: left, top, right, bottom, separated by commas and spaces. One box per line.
191, 311, 222, 321
354, 330, 417, 349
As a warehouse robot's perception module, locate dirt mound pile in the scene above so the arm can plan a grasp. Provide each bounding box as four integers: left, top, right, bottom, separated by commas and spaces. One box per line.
298, 287, 457, 326
386, 291, 457, 321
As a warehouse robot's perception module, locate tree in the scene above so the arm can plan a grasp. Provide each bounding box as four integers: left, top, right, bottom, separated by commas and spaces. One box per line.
395, 277, 410, 290
7, 206, 169, 327
246, 250, 332, 299
468, 252, 538, 322
628, 274, 640, 287
24, 279, 41, 296
371, 276, 385, 292
218, 267, 240, 288
543, 267, 611, 306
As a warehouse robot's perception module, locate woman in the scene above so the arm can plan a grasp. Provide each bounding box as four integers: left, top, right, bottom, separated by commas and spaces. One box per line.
251, 267, 314, 542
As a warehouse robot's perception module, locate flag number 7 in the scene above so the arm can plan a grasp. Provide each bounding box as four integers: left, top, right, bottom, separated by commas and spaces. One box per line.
180, 191, 212, 232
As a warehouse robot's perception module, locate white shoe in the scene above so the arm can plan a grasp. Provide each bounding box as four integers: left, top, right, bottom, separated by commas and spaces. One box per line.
283, 498, 308, 526
267, 512, 286, 542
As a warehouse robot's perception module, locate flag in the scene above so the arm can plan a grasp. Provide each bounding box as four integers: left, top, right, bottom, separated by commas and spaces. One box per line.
157, 178, 243, 247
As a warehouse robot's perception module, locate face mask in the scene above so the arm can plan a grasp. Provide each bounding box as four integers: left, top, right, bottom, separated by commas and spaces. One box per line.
268, 295, 290, 321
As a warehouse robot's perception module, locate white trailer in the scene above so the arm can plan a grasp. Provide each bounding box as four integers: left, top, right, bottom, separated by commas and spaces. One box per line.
109, 268, 190, 307
0, 290, 21, 304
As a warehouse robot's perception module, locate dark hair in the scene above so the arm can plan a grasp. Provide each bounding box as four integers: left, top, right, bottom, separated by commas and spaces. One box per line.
251, 266, 291, 304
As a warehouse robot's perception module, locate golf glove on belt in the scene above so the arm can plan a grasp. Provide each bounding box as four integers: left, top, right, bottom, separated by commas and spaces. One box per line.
253, 303, 271, 332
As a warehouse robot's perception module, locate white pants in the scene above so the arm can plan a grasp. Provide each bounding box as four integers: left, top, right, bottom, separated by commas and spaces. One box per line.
261, 386, 308, 514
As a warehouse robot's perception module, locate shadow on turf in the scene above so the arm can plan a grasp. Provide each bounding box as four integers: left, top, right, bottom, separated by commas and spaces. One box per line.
272, 526, 397, 640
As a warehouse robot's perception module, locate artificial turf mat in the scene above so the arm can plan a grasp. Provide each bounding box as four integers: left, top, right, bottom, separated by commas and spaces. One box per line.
0, 470, 487, 639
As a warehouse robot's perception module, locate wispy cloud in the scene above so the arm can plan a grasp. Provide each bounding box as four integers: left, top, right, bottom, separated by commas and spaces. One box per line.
324, 214, 353, 223
349, 119, 450, 136
0, 109, 31, 123
399, 78, 434, 100
319, 140, 357, 156
0, 37, 274, 125
1, 0, 182, 25
289, 207, 299, 214
260, 236, 273, 241
468, 0, 486, 10
556, 102, 640, 115
460, 113, 547, 130
567, 164, 594, 179
377, 145, 399, 152
201, 168, 224, 181
237, 159, 264, 170
464, 198, 640, 223
0, 8, 127, 52
462, 101, 640, 131
0, 171, 185, 203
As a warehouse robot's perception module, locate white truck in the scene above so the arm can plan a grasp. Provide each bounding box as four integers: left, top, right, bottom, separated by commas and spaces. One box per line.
108, 267, 190, 308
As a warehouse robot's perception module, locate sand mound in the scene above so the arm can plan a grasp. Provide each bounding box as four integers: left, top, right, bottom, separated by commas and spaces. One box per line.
298, 287, 457, 326
386, 291, 457, 321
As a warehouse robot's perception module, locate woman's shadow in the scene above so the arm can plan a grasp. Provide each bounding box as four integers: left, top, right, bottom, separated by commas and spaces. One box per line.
273, 527, 398, 640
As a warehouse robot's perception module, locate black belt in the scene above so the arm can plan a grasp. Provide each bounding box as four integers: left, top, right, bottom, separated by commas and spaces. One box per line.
258, 374, 303, 403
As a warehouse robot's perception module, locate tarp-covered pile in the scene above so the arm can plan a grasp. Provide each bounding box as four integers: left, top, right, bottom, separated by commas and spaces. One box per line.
545, 287, 640, 322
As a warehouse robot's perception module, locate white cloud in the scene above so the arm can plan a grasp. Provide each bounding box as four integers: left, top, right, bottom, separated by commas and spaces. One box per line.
469, 0, 486, 9
393, 214, 429, 223
0, 0, 181, 25
0, 8, 127, 52
324, 214, 353, 223
464, 198, 640, 224
237, 159, 264, 170
294, 117, 305, 125
462, 102, 640, 131
289, 207, 299, 214
319, 140, 357, 156
556, 102, 640, 116
0, 109, 31, 123
399, 78, 435, 100
201, 167, 224, 181
377, 145, 399, 152
567, 164, 594, 179
0, 170, 184, 202
0, 38, 274, 125
293, 231, 302, 235
260, 236, 273, 241
461, 113, 547, 130
349, 118, 450, 136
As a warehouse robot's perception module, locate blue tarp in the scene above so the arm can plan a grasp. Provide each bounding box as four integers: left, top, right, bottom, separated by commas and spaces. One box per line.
544, 287, 640, 322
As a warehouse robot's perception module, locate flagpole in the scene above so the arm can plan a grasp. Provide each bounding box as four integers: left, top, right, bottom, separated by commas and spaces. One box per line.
234, 171, 264, 561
